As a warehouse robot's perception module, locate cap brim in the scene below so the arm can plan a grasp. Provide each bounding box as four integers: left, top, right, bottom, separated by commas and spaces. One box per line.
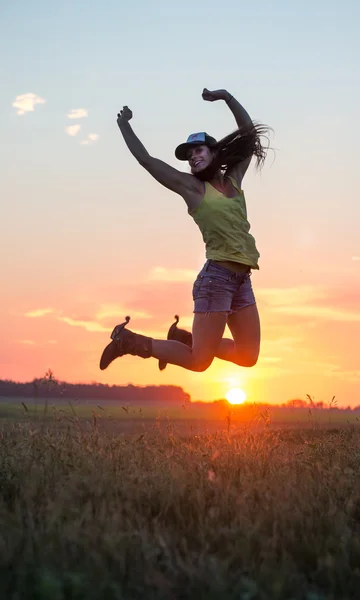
175, 141, 203, 161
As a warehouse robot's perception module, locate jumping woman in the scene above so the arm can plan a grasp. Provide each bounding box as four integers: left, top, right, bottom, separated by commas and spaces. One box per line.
100, 88, 270, 374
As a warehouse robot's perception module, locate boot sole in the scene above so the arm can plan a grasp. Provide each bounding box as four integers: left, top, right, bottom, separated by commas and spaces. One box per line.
99, 341, 123, 370
100, 316, 131, 370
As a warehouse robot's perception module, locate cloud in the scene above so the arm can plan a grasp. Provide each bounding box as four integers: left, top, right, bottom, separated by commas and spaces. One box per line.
65, 124, 81, 137
337, 370, 360, 383
295, 360, 360, 383
148, 266, 197, 283
96, 304, 151, 321
273, 305, 360, 322
80, 133, 100, 146
67, 108, 88, 119
261, 336, 303, 351
25, 308, 55, 318
57, 316, 109, 333
252, 365, 292, 379
23, 302, 151, 335
352, 256, 360, 261
259, 336, 303, 369
257, 286, 326, 307
261, 356, 282, 364
18, 340, 36, 345
258, 285, 360, 323
59, 305, 153, 334
12, 93, 46, 115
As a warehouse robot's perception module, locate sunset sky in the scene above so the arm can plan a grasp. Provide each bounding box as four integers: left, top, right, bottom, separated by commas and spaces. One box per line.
1, 0, 359, 404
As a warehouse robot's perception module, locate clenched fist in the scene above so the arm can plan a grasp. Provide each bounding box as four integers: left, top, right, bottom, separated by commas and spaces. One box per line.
202, 88, 230, 102
117, 106, 133, 125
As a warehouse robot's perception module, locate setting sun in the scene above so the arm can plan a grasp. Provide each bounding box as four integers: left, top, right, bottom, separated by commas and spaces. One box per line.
226, 387, 246, 405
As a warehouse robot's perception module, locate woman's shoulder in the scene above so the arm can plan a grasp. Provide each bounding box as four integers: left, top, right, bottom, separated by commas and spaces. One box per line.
227, 175, 244, 195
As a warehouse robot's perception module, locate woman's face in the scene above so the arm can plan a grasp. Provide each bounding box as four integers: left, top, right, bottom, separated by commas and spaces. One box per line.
187, 145, 214, 174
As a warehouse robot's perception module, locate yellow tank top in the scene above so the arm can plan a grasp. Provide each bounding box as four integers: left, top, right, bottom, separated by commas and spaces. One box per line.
189, 176, 260, 269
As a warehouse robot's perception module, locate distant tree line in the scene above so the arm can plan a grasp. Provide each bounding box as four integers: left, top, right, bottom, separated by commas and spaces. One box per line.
1, 373, 358, 411
0, 374, 191, 405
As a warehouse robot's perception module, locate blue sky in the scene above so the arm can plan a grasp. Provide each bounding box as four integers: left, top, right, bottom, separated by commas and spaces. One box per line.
1, 0, 359, 280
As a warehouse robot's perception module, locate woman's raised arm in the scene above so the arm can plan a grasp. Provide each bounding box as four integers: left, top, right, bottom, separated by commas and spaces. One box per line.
117, 106, 198, 197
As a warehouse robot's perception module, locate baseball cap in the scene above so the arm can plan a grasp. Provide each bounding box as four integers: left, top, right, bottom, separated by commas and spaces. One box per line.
175, 132, 217, 161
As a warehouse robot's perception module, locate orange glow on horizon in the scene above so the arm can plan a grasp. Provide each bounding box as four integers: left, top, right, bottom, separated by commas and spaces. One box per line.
226, 387, 246, 405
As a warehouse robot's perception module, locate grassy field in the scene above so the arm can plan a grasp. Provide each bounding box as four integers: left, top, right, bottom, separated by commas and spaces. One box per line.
1, 396, 359, 430
1, 403, 360, 599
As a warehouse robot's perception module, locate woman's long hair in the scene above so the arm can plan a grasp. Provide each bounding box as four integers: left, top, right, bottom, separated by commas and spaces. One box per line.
194, 122, 272, 182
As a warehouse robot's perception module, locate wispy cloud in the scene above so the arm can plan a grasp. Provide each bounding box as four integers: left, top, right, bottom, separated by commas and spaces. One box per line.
336, 370, 360, 383
12, 93, 46, 115
148, 266, 197, 283
352, 256, 360, 261
96, 304, 151, 321
65, 124, 81, 137
252, 364, 292, 379
258, 285, 360, 323
25, 308, 55, 318
59, 315, 163, 338
257, 286, 326, 307
259, 336, 303, 369
273, 305, 360, 322
294, 360, 360, 383
17, 338, 57, 346
80, 133, 100, 146
24, 302, 150, 334
261, 356, 282, 364
57, 316, 109, 333
67, 108, 88, 119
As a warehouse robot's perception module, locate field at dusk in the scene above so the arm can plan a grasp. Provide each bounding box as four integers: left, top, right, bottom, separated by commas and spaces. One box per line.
1, 369, 360, 597
2, 398, 360, 599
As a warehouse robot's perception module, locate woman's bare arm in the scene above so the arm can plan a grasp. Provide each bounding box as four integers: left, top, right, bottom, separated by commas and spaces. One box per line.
202, 88, 253, 129
118, 107, 198, 197
202, 89, 253, 183
224, 93, 253, 129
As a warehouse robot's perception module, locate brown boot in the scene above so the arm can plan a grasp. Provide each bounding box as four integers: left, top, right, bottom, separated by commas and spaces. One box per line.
100, 316, 152, 370
158, 315, 193, 371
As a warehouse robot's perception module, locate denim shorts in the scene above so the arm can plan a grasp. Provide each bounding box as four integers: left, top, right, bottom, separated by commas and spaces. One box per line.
192, 260, 256, 315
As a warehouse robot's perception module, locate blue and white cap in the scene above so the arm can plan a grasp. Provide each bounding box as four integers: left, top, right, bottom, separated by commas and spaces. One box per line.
175, 132, 217, 161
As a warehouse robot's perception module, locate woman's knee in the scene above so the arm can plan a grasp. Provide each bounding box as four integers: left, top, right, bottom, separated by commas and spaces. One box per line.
242, 354, 258, 367
190, 355, 214, 372
236, 349, 259, 367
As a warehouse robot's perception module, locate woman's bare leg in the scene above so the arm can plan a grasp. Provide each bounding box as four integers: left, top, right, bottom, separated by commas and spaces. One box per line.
151, 312, 227, 372
100, 307, 259, 372
215, 304, 261, 367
